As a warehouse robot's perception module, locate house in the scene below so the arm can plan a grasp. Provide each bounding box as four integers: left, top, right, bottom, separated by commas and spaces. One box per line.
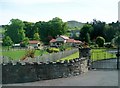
50, 35, 69, 47
66, 39, 82, 46
50, 35, 82, 47
29, 40, 41, 49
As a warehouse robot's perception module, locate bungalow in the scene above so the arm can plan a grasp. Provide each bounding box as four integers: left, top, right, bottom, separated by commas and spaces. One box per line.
29, 40, 41, 49
50, 35, 69, 47
50, 35, 82, 47
66, 39, 82, 46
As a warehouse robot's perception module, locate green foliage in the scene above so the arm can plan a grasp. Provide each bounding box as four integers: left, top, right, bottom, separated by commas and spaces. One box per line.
4, 18, 120, 45
80, 24, 93, 43
96, 36, 105, 47
33, 32, 40, 40
23, 21, 34, 39
59, 44, 70, 51
21, 37, 29, 47
111, 32, 120, 46
5, 19, 25, 43
34, 17, 68, 43
2, 36, 13, 46
47, 48, 60, 53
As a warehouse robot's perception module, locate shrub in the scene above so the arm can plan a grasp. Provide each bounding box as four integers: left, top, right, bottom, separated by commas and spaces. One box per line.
47, 48, 60, 53
59, 44, 71, 51
96, 36, 105, 47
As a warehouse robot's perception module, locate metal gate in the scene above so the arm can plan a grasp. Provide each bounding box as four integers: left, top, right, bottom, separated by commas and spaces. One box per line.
90, 48, 120, 70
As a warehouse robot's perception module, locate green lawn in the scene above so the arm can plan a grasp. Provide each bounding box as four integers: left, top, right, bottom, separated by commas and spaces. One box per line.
57, 52, 79, 61
2, 49, 48, 60
57, 48, 116, 61
91, 49, 116, 61
1, 48, 117, 61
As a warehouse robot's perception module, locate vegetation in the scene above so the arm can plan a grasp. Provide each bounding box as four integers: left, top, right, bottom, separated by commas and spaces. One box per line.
47, 48, 60, 53
2, 49, 48, 60
58, 52, 79, 61
96, 36, 105, 47
57, 49, 116, 61
4, 19, 26, 44
91, 49, 116, 61
2, 36, 13, 50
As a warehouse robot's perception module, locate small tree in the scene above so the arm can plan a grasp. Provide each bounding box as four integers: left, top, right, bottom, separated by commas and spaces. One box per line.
2, 36, 13, 50
33, 33, 40, 40
21, 37, 29, 47
111, 33, 120, 46
96, 36, 105, 47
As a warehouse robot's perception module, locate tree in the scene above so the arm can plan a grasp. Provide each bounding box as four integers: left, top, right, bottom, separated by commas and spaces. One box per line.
48, 17, 68, 37
91, 19, 106, 40
2, 36, 13, 50
33, 33, 40, 40
21, 37, 29, 47
80, 24, 93, 43
111, 32, 120, 46
35, 17, 68, 44
96, 36, 105, 47
23, 21, 35, 39
5, 19, 25, 43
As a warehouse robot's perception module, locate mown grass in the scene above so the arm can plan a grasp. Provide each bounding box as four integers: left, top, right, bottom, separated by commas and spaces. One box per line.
58, 48, 116, 61
57, 52, 79, 61
2, 49, 48, 60
91, 49, 116, 61
1, 48, 117, 61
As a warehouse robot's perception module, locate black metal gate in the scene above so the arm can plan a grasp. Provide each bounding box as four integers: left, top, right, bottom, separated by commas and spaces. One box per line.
90, 48, 120, 70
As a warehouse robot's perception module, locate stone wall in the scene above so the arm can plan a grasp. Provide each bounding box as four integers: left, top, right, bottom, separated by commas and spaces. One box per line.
2, 58, 88, 84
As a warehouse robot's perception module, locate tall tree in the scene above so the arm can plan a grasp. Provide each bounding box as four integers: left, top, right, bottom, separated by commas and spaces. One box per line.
23, 21, 34, 39
91, 19, 106, 40
48, 17, 68, 37
5, 19, 25, 43
80, 24, 93, 43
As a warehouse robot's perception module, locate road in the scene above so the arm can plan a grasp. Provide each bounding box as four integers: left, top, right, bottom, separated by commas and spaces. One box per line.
3, 70, 118, 86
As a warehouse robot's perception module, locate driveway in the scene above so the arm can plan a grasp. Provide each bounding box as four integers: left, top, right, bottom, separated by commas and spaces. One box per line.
3, 70, 118, 86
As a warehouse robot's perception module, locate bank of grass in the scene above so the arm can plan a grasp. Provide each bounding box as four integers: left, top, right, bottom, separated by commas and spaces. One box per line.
2, 48, 116, 61
2, 49, 48, 60
57, 52, 79, 61
91, 49, 116, 61
58, 48, 116, 61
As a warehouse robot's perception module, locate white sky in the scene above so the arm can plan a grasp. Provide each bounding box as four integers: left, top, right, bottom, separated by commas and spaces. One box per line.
0, 0, 120, 25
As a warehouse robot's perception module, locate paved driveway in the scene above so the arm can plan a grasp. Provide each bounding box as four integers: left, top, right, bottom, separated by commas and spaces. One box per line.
3, 70, 118, 86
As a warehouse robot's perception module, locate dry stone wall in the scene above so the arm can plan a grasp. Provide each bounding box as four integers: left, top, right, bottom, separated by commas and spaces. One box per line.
2, 58, 88, 84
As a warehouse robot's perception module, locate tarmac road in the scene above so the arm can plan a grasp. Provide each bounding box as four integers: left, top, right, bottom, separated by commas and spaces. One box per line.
3, 70, 118, 86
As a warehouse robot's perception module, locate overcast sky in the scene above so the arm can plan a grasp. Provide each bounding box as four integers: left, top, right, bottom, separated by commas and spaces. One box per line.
0, 0, 119, 25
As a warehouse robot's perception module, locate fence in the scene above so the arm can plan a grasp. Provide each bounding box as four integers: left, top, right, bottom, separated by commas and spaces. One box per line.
90, 49, 118, 69
2, 48, 78, 63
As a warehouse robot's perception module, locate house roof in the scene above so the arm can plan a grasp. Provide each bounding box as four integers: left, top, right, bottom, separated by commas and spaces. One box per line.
50, 39, 56, 43
60, 35, 69, 40
29, 40, 40, 44
67, 39, 82, 43
74, 40, 82, 43
66, 39, 75, 43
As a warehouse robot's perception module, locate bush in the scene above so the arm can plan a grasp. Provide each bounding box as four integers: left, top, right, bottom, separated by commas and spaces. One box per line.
59, 44, 71, 51
96, 36, 105, 47
47, 48, 60, 53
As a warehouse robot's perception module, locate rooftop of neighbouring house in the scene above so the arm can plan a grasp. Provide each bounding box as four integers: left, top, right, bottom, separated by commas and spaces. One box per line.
29, 40, 40, 44
59, 35, 69, 40
67, 39, 82, 43
50, 39, 56, 43
50, 38, 82, 43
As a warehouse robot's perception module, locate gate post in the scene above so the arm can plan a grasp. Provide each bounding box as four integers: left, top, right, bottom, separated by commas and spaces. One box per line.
116, 45, 120, 70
